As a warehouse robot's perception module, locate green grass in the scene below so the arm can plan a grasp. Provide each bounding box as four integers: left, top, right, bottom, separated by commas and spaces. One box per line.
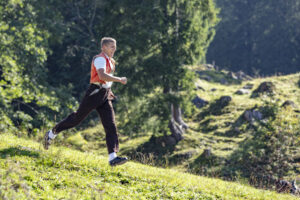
54, 73, 300, 185
0, 133, 298, 200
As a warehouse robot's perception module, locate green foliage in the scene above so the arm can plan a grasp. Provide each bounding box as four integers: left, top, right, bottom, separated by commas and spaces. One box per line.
0, 0, 219, 136
207, 0, 300, 75
226, 101, 300, 185
0, 0, 77, 134
105, 0, 219, 134
116, 96, 162, 137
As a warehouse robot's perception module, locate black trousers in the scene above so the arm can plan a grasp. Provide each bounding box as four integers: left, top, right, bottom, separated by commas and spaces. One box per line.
53, 84, 119, 154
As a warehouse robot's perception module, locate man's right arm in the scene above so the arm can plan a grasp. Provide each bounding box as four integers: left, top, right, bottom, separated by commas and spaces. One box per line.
97, 68, 127, 84
94, 57, 127, 84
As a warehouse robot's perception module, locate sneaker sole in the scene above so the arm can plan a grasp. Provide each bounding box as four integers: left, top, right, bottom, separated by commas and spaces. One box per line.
110, 159, 128, 167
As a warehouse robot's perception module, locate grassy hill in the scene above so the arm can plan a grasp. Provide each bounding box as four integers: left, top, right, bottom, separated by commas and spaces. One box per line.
58, 71, 300, 185
0, 133, 298, 200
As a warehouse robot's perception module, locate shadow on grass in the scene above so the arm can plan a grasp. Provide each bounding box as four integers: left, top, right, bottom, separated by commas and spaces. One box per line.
194, 97, 233, 133
0, 147, 40, 159
197, 96, 232, 122
122, 135, 177, 166
188, 151, 224, 177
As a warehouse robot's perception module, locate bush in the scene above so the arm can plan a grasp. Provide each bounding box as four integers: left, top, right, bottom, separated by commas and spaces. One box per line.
225, 101, 300, 188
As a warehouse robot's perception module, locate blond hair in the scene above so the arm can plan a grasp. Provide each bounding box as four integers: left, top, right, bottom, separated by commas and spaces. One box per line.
101, 37, 116, 47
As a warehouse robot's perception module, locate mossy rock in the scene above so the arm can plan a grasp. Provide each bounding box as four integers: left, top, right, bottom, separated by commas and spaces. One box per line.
251, 81, 276, 98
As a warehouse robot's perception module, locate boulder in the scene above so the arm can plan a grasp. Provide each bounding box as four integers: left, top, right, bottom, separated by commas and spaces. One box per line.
218, 96, 232, 107
236, 70, 253, 81
243, 83, 254, 90
244, 109, 263, 122
227, 71, 238, 80
281, 100, 298, 108
251, 81, 276, 97
164, 136, 177, 146
192, 96, 208, 108
202, 149, 212, 158
226, 71, 252, 81
235, 89, 250, 95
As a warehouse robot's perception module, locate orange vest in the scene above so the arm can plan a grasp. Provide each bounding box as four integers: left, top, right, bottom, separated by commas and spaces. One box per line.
90, 52, 113, 84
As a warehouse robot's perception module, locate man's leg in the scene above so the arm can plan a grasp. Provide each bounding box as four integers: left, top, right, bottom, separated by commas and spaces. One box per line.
96, 100, 127, 166
44, 85, 102, 149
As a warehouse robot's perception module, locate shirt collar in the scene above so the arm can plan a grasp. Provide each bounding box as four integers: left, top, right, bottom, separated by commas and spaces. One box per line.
104, 53, 110, 60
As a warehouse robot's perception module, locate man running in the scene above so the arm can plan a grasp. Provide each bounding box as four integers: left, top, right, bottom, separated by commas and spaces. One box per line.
43, 37, 128, 166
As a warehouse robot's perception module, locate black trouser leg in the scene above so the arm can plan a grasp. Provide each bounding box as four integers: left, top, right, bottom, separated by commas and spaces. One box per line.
96, 100, 119, 154
54, 84, 104, 134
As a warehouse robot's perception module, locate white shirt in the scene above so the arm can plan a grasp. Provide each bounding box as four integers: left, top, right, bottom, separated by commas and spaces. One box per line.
94, 54, 115, 88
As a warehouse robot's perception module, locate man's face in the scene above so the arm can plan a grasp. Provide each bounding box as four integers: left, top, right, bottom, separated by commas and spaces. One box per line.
102, 42, 117, 58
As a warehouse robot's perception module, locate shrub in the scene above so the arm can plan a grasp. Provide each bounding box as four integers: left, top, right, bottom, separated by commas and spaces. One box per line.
226, 101, 300, 188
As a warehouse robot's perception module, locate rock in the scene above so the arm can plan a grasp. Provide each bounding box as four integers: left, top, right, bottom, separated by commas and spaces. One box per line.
192, 96, 208, 108
244, 109, 263, 122
236, 70, 253, 81
218, 96, 232, 107
235, 89, 250, 95
243, 83, 254, 90
226, 71, 252, 81
210, 88, 217, 92
251, 81, 276, 97
164, 136, 177, 146
281, 100, 298, 108
202, 149, 212, 158
227, 71, 238, 80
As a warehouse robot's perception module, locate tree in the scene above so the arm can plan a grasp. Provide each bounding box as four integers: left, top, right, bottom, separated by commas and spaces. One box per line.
102, 0, 219, 141
0, 0, 76, 134
207, 0, 300, 75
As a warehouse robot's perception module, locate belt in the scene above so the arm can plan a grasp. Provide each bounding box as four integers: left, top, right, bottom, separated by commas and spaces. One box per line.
91, 82, 110, 89
91, 82, 103, 88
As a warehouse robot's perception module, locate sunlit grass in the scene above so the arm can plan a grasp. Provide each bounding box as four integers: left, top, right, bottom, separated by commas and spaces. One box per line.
0, 133, 298, 200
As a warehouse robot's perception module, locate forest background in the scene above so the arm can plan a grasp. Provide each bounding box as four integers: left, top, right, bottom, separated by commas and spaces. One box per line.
0, 0, 299, 190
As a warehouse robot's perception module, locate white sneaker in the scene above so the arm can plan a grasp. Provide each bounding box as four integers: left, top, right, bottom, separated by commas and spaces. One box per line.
43, 130, 55, 150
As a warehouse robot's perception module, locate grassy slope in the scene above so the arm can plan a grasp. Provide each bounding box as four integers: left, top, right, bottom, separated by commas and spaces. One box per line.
65, 73, 300, 176
0, 133, 298, 200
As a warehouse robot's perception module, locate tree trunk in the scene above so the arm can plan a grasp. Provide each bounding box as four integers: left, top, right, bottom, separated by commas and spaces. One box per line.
168, 103, 188, 142
171, 103, 188, 129
168, 118, 184, 142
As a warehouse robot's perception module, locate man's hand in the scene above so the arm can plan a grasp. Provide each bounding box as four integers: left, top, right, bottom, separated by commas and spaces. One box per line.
120, 77, 127, 85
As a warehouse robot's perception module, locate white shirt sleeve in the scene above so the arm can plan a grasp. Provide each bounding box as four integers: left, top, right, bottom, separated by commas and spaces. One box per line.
94, 57, 106, 70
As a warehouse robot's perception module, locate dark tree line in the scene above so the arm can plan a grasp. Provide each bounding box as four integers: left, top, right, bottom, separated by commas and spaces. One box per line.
207, 0, 300, 75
